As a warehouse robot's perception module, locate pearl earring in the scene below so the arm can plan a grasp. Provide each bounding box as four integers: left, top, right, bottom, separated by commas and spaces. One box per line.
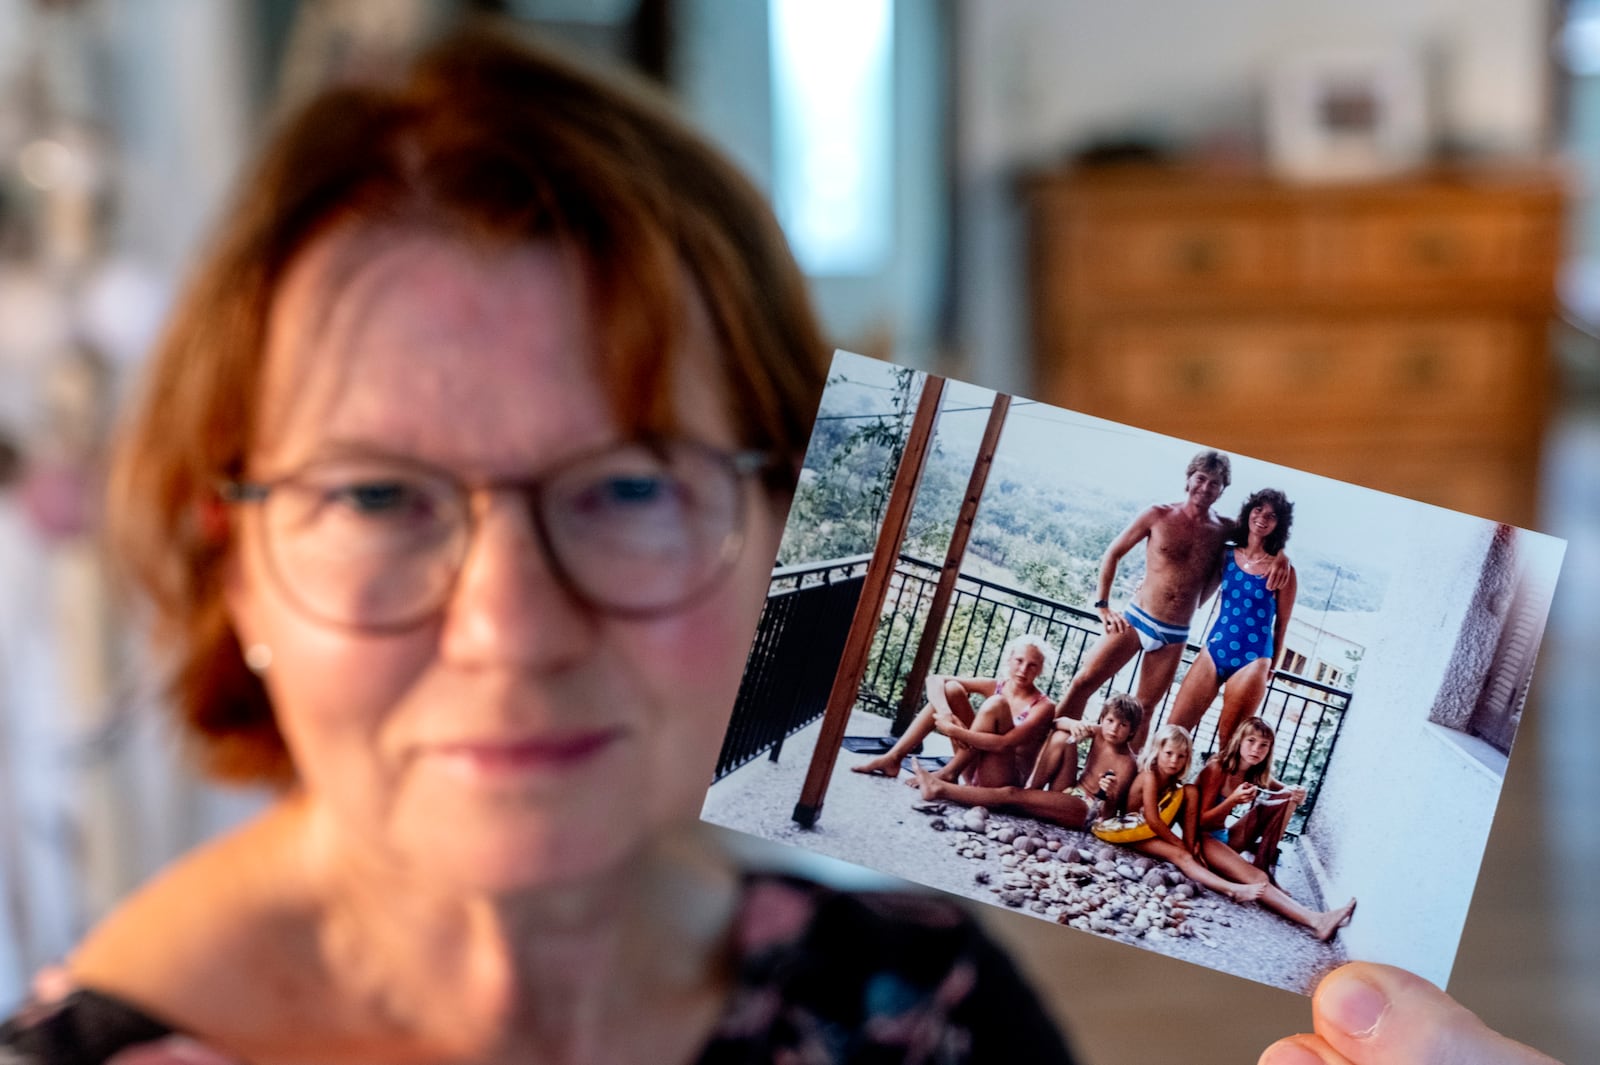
244, 644, 273, 673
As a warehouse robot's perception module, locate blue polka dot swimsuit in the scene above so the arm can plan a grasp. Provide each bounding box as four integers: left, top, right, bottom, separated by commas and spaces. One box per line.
1206, 551, 1275, 682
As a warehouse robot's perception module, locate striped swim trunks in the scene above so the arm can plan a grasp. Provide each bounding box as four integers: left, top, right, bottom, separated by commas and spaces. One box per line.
1124, 603, 1190, 653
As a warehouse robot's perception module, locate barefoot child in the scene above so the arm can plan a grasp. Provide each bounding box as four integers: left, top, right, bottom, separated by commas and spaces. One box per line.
852, 634, 1056, 786
1098, 724, 1355, 941
1194, 715, 1304, 874
908, 693, 1142, 829
1024, 691, 1142, 804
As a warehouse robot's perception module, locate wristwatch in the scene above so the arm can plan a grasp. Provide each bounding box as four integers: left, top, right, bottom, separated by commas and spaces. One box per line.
1093, 599, 1109, 609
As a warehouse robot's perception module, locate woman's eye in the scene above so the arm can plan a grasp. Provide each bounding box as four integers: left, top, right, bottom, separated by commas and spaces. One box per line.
583, 474, 684, 513
603, 476, 665, 504
329, 481, 433, 518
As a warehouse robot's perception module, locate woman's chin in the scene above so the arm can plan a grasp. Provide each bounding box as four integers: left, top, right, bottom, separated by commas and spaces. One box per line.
427, 823, 645, 896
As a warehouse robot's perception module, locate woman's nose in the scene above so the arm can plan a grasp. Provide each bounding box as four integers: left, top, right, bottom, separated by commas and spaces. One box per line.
437, 492, 598, 669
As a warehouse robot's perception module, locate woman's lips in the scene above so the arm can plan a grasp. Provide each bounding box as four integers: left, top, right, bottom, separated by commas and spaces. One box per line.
424, 730, 621, 775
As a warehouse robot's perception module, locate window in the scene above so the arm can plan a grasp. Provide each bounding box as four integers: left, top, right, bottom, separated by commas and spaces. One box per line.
769, 0, 893, 275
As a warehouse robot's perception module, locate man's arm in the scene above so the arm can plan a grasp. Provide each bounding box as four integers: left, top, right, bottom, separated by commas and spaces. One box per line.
1264, 548, 1293, 592
1093, 507, 1160, 634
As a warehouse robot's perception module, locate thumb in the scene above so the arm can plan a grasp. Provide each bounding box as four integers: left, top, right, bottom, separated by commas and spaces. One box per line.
1307, 962, 1562, 1064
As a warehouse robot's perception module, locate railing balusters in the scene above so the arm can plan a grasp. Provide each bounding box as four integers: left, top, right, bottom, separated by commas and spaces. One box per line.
720, 554, 1353, 838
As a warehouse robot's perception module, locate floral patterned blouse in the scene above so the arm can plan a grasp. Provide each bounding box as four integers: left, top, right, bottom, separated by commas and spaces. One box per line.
0, 874, 1077, 1064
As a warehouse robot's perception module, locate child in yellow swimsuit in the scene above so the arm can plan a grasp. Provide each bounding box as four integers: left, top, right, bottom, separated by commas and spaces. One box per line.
1101, 724, 1356, 940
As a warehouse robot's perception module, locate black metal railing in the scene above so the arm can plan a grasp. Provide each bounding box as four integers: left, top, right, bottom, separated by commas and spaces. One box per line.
716, 552, 1353, 833
711, 556, 868, 780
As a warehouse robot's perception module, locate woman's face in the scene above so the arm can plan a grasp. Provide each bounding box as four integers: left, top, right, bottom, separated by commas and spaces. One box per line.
226, 231, 781, 893
1238, 730, 1272, 769
1247, 503, 1278, 544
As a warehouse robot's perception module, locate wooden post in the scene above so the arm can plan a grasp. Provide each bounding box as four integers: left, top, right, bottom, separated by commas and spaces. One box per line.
792, 374, 946, 828
891, 393, 1011, 734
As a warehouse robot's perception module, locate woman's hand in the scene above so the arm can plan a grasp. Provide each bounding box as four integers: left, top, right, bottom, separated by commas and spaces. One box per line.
1229, 783, 1258, 808
1259, 963, 1563, 1064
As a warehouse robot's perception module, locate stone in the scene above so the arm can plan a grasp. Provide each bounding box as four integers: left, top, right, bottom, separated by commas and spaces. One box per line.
929, 818, 947, 831
999, 890, 1024, 908
993, 826, 1016, 844
974, 871, 991, 885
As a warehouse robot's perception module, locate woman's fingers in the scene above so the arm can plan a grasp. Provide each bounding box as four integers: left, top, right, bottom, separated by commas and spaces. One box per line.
1263, 963, 1564, 1065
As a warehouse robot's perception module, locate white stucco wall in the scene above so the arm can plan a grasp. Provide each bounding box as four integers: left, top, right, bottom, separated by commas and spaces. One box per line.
1300, 511, 1502, 985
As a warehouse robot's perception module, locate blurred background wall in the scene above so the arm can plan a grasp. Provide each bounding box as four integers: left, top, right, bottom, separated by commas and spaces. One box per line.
0, 1, 1595, 1062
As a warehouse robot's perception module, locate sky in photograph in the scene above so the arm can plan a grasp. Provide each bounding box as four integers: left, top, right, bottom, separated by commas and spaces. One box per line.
818, 350, 1528, 597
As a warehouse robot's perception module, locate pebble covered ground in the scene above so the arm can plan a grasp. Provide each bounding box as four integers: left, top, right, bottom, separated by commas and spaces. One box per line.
703, 710, 1349, 995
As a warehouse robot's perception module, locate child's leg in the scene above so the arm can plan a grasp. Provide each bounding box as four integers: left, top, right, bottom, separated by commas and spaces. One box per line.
1025, 729, 1078, 790
952, 696, 1019, 787
1127, 839, 1265, 903
1199, 838, 1353, 940
1228, 796, 1298, 872
853, 680, 976, 777
912, 765, 1091, 828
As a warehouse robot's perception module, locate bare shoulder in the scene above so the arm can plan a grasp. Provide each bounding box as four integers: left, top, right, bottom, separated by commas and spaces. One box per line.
1144, 502, 1181, 525
67, 799, 324, 1034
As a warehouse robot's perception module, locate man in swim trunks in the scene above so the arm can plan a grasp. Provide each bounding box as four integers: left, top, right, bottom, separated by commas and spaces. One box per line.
1053, 450, 1283, 751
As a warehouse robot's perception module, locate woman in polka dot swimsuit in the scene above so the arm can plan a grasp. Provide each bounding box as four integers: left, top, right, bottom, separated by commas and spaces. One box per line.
1167, 489, 1297, 756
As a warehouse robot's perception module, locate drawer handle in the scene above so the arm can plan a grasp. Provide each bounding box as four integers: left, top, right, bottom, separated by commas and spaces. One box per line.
1289, 348, 1333, 385
1178, 357, 1214, 393
1400, 347, 1442, 388
1175, 237, 1220, 275
1413, 232, 1458, 268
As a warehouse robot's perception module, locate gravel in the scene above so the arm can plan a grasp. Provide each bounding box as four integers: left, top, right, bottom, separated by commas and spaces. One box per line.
702, 709, 1348, 995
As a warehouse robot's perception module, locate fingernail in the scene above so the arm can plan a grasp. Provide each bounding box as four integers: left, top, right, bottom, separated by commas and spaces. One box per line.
1259, 1041, 1323, 1065
1322, 971, 1389, 1038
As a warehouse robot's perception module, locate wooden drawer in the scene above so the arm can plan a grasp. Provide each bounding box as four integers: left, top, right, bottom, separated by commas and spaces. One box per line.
1070, 212, 1294, 298
1074, 316, 1525, 432
1307, 208, 1548, 291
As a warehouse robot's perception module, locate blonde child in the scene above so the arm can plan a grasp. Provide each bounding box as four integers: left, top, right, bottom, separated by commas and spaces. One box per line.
1099, 724, 1355, 940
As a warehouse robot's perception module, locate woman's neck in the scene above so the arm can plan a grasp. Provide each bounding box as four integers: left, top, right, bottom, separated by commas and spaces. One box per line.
299, 803, 741, 1064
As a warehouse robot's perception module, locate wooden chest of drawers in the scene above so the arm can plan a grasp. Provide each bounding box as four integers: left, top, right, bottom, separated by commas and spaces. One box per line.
1027, 166, 1565, 526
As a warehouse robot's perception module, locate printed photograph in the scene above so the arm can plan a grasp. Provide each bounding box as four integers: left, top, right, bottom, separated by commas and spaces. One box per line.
702, 350, 1567, 995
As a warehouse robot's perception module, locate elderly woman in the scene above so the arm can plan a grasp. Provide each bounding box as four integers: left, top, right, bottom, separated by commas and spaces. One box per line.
0, 30, 1073, 1065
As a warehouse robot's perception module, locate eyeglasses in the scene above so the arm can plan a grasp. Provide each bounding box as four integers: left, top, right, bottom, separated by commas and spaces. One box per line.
219, 438, 775, 631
